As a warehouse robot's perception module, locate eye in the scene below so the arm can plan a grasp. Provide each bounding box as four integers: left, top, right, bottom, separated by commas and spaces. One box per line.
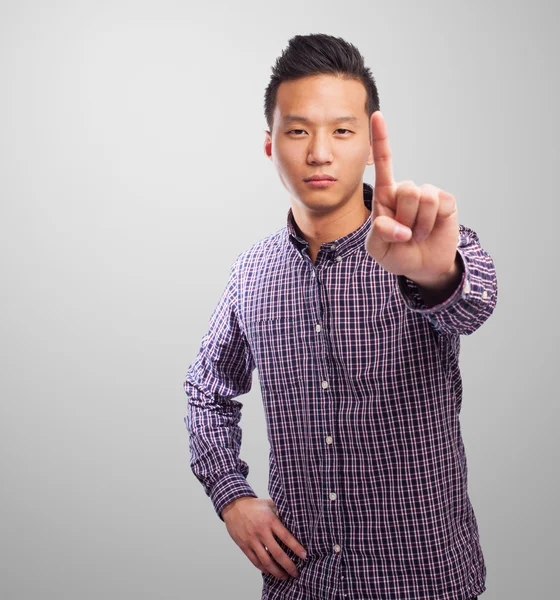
286, 128, 353, 136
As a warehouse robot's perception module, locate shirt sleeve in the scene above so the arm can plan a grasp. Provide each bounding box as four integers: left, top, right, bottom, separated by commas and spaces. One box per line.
395, 223, 498, 336
183, 256, 258, 521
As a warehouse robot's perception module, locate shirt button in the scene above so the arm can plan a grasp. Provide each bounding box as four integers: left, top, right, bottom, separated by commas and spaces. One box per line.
326, 436, 333, 444
315, 323, 322, 332
333, 544, 341, 553
321, 380, 329, 389
463, 280, 471, 294
329, 492, 337, 501
482, 289, 488, 300
335, 255, 342, 262
330, 244, 337, 250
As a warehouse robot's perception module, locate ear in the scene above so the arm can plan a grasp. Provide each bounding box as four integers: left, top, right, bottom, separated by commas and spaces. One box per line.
264, 130, 273, 160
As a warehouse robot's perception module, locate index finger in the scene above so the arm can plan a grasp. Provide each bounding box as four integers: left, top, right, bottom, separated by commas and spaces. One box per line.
371, 111, 395, 187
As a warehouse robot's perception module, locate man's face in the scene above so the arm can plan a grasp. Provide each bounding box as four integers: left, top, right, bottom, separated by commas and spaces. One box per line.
264, 74, 374, 214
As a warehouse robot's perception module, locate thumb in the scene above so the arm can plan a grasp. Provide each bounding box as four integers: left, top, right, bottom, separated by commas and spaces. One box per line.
366, 216, 412, 260
373, 215, 412, 242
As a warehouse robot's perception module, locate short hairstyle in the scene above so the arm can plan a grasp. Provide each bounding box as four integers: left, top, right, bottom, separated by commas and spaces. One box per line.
264, 33, 380, 134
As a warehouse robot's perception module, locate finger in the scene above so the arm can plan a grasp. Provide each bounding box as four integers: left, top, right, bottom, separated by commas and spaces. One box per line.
254, 544, 291, 581
413, 184, 439, 241
245, 546, 273, 576
394, 181, 420, 231
272, 520, 307, 560
263, 536, 300, 578
373, 215, 413, 243
437, 188, 457, 219
370, 111, 395, 188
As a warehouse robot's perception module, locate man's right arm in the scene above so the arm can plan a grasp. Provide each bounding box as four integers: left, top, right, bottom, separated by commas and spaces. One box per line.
183, 256, 258, 521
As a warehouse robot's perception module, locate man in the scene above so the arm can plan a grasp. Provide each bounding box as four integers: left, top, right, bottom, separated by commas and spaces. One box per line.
183, 33, 497, 600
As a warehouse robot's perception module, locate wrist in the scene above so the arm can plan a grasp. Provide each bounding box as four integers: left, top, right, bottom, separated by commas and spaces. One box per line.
406, 252, 462, 291
405, 252, 464, 307
222, 496, 254, 520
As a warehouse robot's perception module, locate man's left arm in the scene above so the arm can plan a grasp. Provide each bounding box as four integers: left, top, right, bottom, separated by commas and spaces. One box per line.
396, 224, 498, 335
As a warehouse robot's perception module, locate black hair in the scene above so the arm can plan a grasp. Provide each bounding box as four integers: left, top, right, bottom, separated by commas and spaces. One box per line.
264, 33, 380, 134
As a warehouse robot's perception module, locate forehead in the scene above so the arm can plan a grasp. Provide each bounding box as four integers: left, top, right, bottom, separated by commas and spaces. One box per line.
274, 74, 367, 122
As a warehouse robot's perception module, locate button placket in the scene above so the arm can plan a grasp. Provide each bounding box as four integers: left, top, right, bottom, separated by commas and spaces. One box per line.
309, 249, 340, 568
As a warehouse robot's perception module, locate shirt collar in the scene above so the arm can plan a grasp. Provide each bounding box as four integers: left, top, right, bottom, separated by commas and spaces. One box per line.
286, 182, 373, 260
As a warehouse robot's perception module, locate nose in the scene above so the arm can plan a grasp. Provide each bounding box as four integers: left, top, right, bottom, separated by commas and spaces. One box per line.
307, 132, 334, 165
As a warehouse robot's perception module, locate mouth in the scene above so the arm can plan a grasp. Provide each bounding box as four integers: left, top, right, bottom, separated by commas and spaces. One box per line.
304, 174, 336, 182
304, 179, 336, 188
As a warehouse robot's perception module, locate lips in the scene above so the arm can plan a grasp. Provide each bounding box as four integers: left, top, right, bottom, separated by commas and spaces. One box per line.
304, 174, 336, 181
305, 179, 336, 188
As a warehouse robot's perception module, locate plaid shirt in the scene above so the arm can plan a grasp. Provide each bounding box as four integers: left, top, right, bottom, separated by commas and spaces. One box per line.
183, 182, 497, 600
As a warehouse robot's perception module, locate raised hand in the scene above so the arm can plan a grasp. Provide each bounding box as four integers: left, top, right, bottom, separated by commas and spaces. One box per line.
364, 111, 461, 291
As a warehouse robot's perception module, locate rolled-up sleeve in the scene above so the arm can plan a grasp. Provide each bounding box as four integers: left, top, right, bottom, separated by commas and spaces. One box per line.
396, 224, 498, 336
183, 256, 258, 521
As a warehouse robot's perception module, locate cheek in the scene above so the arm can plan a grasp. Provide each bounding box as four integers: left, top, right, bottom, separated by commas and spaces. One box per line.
274, 146, 303, 178
278, 142, 302, 164
346, 140, 371, 161
340, 144, 372, 174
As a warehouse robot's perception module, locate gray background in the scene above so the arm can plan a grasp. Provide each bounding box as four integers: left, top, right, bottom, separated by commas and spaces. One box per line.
1, 0, 558, 598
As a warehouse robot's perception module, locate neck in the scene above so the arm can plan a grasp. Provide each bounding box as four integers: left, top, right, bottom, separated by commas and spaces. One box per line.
291, 188, 371, 263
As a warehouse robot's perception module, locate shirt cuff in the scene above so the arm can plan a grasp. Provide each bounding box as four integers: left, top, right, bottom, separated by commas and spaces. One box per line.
396, 249, 468, 314
210, 471, 259, 522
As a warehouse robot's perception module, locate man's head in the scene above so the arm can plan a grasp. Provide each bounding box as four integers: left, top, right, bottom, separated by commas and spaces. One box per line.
264, 34, 379, 136
263, 34, 380, 216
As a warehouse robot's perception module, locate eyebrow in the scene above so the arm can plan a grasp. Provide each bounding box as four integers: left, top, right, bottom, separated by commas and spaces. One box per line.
283, 114, 359, 125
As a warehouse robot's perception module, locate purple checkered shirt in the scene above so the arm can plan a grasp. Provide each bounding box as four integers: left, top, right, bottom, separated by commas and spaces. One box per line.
183, 182, 497, 600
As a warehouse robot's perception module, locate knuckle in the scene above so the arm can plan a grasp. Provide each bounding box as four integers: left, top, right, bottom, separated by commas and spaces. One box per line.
420, 192, 438, 206
398, 183, 419, 199
421, 184, 438, 197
